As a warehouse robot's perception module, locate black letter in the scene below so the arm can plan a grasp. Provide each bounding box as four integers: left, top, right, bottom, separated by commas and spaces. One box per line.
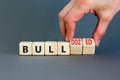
35, 46, 41, 53
23, 46, 28, 53
62, 46, 66, 53
49, 46, 53, 53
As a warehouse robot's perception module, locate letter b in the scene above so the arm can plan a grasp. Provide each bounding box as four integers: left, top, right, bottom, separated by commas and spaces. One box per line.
19, 42, 32, 55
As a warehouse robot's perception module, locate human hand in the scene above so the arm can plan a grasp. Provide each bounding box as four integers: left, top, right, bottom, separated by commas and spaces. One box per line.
58, 0, 120, 46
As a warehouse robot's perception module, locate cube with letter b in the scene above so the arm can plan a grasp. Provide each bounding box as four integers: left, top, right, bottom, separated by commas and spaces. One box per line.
19, 41, 32, 55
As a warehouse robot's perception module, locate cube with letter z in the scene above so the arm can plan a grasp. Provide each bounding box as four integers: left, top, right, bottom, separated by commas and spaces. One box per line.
70, 38, 82, 55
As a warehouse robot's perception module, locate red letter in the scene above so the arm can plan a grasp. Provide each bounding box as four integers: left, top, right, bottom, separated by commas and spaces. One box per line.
71, 39, 81, 45
86, 39, 92, 45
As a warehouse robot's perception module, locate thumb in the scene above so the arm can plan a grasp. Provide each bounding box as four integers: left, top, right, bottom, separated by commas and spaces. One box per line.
92, 17, 112, 47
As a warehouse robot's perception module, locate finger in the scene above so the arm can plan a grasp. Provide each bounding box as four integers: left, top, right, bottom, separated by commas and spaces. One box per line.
64, 1, 90, 41
92, 18, 111, 47
58, 0, 77, 39
65, 21, 76, 41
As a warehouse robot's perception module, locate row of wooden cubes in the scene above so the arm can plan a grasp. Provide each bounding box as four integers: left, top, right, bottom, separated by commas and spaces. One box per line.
19, 38, 95, 56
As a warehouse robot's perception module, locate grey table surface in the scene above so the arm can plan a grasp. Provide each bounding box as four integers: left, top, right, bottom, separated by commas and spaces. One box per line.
0, 53, 120, 80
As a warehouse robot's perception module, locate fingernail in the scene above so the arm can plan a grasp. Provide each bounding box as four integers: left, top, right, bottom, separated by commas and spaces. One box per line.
96, 39, 100, 47
65, 37, 69, 41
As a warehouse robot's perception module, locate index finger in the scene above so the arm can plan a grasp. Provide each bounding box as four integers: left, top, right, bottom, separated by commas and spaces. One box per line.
64, 1, 90, 41
58, 0, 78, 39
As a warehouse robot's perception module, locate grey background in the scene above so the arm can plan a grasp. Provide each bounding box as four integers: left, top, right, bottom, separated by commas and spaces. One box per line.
0, 0, 120, 80
0, 0, 120, 54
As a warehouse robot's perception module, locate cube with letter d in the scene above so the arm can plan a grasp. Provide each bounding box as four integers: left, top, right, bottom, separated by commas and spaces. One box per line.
82, 38, 95, 55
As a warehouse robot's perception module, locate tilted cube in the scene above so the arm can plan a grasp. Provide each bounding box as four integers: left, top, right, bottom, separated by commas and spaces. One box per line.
70, 38, 82, 55
82, 38, 95, 55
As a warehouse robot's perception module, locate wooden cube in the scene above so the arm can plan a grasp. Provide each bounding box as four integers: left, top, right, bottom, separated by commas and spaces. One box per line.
58, 42, 70, 55
82, 38, 95, 55
70, 38, 82, 55
45, 41, 57, 56
19, 41, 32, 55
32, 42, 45, 55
